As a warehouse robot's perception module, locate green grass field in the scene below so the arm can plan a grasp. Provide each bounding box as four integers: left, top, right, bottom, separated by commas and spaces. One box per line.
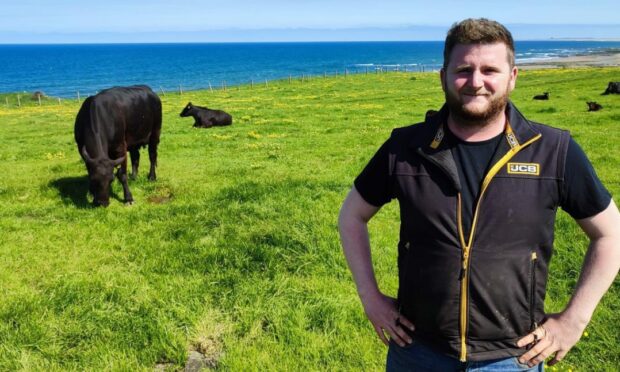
0, 67, 618, 371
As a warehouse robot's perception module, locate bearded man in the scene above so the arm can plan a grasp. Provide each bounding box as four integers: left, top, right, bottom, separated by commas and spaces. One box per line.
338, 18, 620, 371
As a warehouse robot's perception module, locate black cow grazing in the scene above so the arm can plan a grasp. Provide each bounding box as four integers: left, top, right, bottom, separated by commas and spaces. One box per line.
533, 92, 549, 100
602, 82, 620, 95
587, 101, 603, 111
180, 102, 232, 128
32, 91, 46, 100
74, 85, 162, 207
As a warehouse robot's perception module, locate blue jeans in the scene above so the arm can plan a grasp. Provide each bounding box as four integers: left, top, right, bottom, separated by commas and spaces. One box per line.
386, 340, 544, 372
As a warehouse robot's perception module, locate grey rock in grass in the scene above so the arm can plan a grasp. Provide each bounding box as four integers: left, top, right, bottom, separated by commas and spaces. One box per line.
185, 351, 209, 372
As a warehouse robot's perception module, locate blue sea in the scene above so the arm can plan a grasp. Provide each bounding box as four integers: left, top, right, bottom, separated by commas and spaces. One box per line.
1, 41, 619, 98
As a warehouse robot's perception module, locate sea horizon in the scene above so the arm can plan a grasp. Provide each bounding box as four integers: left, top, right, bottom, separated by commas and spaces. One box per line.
1, 40, 619, 98
3, 37, 620, 46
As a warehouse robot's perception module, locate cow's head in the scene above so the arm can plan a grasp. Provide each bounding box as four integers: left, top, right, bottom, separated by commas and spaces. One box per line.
81, 147, 125, 207
586, 101, 602, 111
179, 102, 194, 117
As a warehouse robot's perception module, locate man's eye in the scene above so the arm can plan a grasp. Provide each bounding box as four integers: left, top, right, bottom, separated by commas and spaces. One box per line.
482, 67, 502, 74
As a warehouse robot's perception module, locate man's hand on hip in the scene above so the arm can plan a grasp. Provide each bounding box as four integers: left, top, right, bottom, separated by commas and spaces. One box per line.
361, 292, 415, 347
516, 312, 586, 367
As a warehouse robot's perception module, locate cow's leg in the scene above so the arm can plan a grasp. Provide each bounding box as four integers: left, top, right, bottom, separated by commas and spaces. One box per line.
148, 137, 159, 181
116, 158, 134, 204
129, 148, 140, 179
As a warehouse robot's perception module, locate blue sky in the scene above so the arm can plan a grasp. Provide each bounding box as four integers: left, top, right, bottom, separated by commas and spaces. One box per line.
1, 0, 618, 43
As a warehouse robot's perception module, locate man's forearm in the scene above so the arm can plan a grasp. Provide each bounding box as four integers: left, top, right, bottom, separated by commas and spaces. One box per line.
339, 209, 380, 300
338, 188, 382, 300
518, 201, 620, 366
565, 200, 620, 327
562, 236, 620, 327
338, 189, 415, 346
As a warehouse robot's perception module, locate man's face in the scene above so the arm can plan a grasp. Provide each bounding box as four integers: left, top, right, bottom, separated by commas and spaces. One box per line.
440, 43, 517, 126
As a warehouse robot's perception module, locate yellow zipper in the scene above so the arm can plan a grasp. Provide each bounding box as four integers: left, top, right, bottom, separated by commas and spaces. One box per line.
457, 193, 468, 361
457, 133, 542, 362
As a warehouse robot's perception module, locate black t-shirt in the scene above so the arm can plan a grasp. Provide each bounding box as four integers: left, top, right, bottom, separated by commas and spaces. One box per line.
449, 129, 503, 238
354, 129, 611, 231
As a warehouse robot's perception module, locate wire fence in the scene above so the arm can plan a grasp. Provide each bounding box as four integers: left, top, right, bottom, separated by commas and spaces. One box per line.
2, 64, 442, 108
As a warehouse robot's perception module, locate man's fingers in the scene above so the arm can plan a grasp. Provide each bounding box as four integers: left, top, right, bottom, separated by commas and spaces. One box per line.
391, 325, 413, 346
516, 326, 545, 347
526, 345, 552, 367
516, 333, 535, 348
396, 315, 415, 331
547, 350, 567, 366
518, 337, 552, 364
373, 323, 412, 347
374, 325, 389, 346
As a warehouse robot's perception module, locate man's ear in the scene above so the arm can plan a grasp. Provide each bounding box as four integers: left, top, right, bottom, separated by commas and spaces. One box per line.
440, 68, 446, 92
508, 66, 518, 92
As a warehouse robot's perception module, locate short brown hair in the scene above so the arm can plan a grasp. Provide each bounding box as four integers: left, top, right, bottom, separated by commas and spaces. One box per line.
443, 18, 515, 68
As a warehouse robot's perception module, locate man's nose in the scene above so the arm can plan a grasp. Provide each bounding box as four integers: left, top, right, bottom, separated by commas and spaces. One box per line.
469, 70, 484, 89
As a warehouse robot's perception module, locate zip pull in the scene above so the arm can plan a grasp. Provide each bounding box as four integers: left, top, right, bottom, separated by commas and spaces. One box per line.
459, 258, 467, 281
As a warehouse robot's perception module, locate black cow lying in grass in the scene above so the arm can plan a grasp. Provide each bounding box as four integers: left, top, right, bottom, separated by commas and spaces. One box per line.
602, 82, 620, 95
587, 101, 603, 111
533, 92, 549, 100
180, 102, 232, 128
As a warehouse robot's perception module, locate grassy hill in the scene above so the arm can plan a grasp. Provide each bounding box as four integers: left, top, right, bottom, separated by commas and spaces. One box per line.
0, 67, 618, 371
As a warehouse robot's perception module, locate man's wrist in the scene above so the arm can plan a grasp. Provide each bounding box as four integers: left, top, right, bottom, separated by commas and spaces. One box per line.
357, 286, 382, 302
559, 309, 591, 330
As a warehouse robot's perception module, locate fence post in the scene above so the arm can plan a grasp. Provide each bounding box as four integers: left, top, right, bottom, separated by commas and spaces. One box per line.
223, 81, 227, 91
5, 97, 8, 107
37, 95, 42, 106
77, 91, 80, 102
209, 82, 213, 92
17, 95, 21, 107
264, 79, 268, 87
58, 97, 61, 105
289, 75, 292, 84
159, 86, 165, 96
179, 85, 183, 95
251, 79, 254, 89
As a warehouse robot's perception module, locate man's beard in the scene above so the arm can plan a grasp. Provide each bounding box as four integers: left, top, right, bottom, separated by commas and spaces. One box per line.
445, 88, 509, 128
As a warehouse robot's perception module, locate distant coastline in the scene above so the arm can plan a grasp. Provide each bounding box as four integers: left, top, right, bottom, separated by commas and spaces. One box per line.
548, 37, 620, 42
518, 49, 620, 70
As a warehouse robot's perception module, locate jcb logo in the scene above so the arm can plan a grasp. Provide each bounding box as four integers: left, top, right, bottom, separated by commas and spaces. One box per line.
507, 162, 540, 175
